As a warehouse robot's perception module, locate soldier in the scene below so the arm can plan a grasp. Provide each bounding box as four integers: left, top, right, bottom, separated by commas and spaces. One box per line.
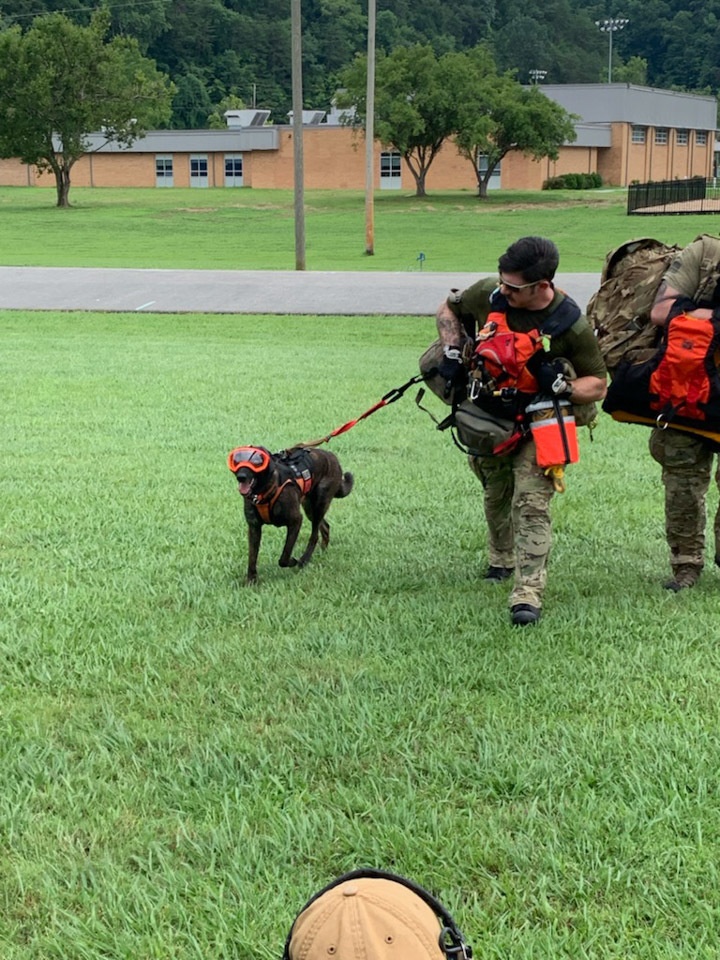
435, 236, 607, 626
649, 236, 720, 590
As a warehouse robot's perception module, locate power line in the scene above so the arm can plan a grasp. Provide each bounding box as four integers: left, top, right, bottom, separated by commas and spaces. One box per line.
3, 0, 170, 22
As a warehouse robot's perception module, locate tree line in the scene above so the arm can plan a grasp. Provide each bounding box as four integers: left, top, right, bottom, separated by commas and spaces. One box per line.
0, 0, 718, 127
0, 0, 717, 206
0, 14, 576, 206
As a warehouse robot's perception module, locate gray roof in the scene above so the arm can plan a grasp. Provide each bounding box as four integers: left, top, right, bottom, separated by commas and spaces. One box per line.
84, 126, 279, 153
77, 83, 715, 157
571, 122, 612, 147
540, 83, 717, 130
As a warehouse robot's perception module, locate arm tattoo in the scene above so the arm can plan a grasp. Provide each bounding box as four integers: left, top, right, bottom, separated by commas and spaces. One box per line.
436, 303, 463, 346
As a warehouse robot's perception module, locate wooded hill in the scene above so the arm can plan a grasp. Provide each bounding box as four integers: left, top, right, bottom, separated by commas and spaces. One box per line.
2, 0, 719, 128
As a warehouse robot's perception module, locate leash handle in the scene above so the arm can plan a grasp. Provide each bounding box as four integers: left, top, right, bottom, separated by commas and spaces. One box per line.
381, 374, 426, 404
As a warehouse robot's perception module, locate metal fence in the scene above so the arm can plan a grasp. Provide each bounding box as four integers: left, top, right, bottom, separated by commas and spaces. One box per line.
628, 177, 720, 215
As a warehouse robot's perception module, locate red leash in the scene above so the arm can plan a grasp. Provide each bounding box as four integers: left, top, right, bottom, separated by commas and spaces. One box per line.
301, 373, 426, 448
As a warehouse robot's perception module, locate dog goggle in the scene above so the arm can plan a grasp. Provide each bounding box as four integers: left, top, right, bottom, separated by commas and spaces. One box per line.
228, 446, 271, 474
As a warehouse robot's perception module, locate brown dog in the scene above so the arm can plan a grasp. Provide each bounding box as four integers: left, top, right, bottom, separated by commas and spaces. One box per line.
228, 445, 354, 584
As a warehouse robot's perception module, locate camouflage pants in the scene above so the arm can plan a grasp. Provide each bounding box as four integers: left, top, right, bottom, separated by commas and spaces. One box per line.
649, 428, 720, 573
469, 438, 556, 608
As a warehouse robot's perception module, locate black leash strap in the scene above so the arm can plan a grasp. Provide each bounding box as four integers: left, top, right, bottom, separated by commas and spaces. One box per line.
552, 396, 573, 464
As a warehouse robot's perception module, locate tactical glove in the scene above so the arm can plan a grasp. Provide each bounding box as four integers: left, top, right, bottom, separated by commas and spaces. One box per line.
538, 361, 573, 398
437, 346, 467, 399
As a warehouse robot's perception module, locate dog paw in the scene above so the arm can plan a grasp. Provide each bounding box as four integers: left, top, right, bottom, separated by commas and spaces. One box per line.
279, 557, 298, 568
245, 575, 258, 586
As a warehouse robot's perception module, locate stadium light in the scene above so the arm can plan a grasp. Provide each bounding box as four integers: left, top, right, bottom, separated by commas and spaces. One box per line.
595, 18, 629, 83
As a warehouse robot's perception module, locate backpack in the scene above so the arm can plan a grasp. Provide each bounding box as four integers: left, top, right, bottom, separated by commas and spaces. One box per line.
603, 311, 720, 443
586, 237, 680, 376
469, 310, 544, 400
588, 234, 720, 377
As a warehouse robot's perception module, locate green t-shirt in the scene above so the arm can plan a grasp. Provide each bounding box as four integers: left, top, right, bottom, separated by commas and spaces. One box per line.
663, 237, 720, 307
449, 277, 607, 381
664, 240, 706, 299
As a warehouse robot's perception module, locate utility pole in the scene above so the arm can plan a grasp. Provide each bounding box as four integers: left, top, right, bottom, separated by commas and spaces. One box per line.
364, 0, 376, 255
595, 18, 629, 83
291, 0, 306, 270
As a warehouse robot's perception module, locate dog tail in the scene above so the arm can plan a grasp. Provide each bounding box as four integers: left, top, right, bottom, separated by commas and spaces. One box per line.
337, 472, 354, 498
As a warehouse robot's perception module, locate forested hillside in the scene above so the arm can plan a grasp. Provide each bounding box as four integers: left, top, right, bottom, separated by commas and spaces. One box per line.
2, 0, 718, 127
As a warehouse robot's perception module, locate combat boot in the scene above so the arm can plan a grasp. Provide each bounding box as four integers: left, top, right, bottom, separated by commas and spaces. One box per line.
663, 564, 702, 592
483, 565, 514, 583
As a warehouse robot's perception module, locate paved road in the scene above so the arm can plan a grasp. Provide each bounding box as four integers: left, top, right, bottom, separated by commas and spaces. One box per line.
0, 267, 601, 315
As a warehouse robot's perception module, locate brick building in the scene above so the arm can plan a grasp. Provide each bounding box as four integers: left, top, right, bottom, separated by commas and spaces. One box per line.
0, 83, 715, 192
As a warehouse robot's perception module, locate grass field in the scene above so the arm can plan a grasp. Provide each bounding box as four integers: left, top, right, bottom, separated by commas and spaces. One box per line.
1, 306, 720, 958
2, 185, 720, 272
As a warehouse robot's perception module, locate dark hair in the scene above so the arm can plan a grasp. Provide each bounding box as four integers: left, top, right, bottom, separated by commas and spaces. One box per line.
498, 236, 559, 283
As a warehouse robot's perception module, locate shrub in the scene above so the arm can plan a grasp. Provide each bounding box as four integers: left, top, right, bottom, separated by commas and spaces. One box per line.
543, 172, 603, 190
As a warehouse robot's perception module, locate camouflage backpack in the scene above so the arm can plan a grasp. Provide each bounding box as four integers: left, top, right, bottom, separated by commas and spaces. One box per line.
587, 234, 720, 378
586, 237, 680, 377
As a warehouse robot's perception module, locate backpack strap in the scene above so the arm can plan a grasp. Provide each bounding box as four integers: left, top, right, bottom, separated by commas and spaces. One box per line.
539, 293, 582, 338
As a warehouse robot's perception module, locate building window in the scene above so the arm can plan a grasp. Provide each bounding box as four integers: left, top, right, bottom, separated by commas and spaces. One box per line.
225, 154, 244, 187
477, 154, 502, 190
155, 155, 173, 187
190, 155, 209, 187
676, 129, 688, 146
380, 151, 402, 190
655, 128, 668, 145
696, 130, 708, 146
631, 126, 646, 144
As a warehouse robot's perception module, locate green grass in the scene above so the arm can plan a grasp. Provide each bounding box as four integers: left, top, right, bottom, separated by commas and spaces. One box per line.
1, 309, 720, 957
1, 185, 719, 272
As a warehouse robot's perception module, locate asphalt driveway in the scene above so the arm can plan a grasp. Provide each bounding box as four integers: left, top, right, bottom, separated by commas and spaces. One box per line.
0, 267, 601, 315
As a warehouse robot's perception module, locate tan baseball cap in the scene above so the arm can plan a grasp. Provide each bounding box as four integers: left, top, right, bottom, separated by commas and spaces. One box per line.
285, 873, 468, 960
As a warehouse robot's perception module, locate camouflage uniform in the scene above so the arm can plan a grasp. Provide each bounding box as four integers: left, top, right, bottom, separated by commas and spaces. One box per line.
450, 277, 607, 611
650, 238, 720, 586
649, 429, 720, 583
469, 439, 555, 608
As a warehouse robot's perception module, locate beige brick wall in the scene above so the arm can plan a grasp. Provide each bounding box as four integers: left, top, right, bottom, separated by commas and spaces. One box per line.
502, 147, 598, 190
0, 158, 36, 186
0, 121, 713, 192
597, 125, 627, 186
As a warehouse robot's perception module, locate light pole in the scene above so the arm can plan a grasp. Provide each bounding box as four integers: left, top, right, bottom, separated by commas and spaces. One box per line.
595, 18, 629, 83
365, 0, 376, 255
529, 69, 547, 85
291, 0, 305, 270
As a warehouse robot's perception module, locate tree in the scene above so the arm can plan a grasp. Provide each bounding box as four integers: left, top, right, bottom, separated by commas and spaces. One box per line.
339, 44, 463, 196
0, 10, 174, 207
453, 51, 578, 198
613, 56, 648, 85
207, 94, 247, 130
173, 73, 214, 128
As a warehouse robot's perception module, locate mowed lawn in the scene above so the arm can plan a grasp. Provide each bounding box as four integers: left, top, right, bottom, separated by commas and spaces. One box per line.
1, 305, 719, 958
1, 185, 719, 273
